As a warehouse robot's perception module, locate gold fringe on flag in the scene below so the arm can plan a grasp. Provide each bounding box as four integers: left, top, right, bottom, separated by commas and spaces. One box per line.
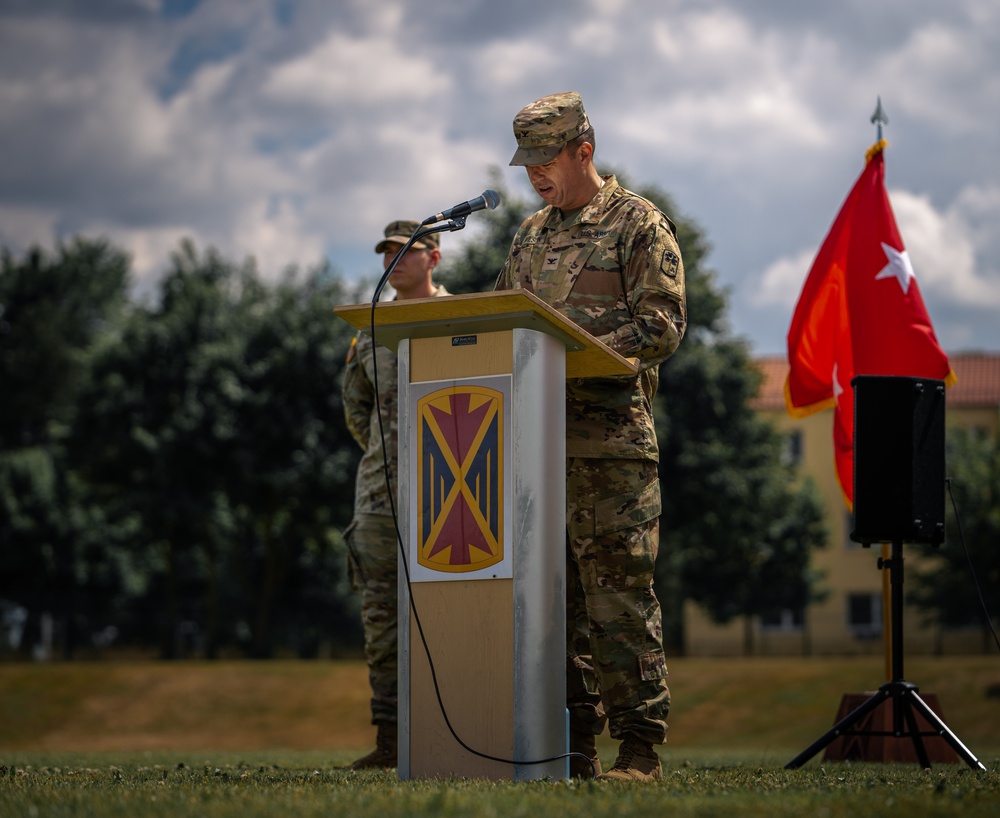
865, 138, 888, 163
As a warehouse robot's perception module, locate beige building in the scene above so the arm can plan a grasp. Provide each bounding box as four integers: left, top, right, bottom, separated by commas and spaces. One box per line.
682, 352, 1000, 656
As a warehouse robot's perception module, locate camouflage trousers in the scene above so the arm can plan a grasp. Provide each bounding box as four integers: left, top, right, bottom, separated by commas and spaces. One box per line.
565, 457, 671, 745
345, 513, 399, 725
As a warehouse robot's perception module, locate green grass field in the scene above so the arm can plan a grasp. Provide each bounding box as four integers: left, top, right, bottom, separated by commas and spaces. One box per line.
2, 656, 999, 817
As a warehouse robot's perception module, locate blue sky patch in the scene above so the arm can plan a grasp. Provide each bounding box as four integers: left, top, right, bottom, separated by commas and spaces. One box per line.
158, 29, 245, 100
160, 0, 202, 20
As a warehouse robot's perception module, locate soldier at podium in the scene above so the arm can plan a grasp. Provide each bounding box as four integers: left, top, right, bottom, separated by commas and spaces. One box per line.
498, 91, 687, 782
342, 220, 450, 769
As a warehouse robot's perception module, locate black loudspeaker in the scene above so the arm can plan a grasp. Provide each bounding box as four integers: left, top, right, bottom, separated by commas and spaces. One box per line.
851, 375, 946, 546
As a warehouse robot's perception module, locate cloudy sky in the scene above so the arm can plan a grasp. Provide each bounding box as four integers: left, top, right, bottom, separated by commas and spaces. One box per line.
2, 0, 998, 354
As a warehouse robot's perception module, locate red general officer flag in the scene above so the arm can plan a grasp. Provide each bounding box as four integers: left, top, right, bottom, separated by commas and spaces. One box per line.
785, 140, 955, 507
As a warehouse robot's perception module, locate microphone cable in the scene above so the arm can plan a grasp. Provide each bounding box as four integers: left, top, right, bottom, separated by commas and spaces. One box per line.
365, 220, 593, 777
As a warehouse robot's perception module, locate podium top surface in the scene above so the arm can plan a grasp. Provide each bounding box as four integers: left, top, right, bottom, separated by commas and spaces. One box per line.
334, 290, 637, 379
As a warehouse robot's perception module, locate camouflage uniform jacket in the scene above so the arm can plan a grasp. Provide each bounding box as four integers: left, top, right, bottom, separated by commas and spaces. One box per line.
498, 175, 686, 461
343, 284, 451, 514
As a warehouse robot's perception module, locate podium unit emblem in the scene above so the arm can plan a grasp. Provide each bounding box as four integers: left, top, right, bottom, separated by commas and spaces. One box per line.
416, 385, 504, 573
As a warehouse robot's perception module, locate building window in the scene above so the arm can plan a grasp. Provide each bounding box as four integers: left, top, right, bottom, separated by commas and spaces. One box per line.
847, 592, 882, 639
781, 430, 803, 467
760, 608, 804, 632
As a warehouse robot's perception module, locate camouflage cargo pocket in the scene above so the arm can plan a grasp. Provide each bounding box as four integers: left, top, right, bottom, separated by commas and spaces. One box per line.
592, 477, 661, 537
638, 650, 668, 682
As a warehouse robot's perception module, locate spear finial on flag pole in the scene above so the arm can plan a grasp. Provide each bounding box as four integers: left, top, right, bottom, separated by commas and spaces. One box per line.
870, 96, 889, 141
867, 97, 889, 161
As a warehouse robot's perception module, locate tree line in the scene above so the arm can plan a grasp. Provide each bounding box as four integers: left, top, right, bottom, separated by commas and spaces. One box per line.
1, 239, 363, 659
2, 171, 994, 660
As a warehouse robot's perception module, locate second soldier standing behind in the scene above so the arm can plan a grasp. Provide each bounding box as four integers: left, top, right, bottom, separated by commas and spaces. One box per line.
342, 221, 450, 770
497, 91, 687, 782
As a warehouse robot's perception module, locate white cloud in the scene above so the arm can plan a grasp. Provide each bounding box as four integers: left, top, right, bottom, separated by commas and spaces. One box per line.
261, 31, 451, 109
754, 249, 817, 309
0, 205, 59, 254
231, 196, 327, 278
479, 39, 563, 90
627, 12, 833, 164
877, 20, 1000, 133
893, 186, 1000, 308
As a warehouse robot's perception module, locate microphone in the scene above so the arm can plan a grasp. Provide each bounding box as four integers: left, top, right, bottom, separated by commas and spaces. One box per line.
422, 189, 501, 225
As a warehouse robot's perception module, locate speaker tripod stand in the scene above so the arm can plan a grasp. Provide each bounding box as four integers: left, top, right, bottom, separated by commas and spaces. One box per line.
786, 540, 985, 770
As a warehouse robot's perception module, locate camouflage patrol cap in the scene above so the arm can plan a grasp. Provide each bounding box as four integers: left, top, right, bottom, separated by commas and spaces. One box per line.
374, 220, 440, 254
509, 91, 591, 166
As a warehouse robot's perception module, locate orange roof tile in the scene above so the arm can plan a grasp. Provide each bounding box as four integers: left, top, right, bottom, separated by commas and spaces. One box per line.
750, 352, 1000, 411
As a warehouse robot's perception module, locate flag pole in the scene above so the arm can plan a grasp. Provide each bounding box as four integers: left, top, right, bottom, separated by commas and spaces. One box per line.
871, 95, 894, 683
880, 543, 892, 681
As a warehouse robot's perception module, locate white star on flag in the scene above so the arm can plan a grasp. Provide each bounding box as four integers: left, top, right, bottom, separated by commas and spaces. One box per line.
874, 242, 915, 294
832, 363, 843, 400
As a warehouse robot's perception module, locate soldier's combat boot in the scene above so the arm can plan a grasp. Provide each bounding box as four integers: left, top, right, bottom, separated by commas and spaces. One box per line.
569, 727, 602, 779
597, 734, 662, 782
349, 721, 397, 770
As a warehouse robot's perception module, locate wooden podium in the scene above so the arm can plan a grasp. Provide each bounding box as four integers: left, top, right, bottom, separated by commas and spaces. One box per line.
335, 291, 635, 780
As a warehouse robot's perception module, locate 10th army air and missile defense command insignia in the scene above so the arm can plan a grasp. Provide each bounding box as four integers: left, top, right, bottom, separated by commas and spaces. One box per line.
416, 384, 504, 575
